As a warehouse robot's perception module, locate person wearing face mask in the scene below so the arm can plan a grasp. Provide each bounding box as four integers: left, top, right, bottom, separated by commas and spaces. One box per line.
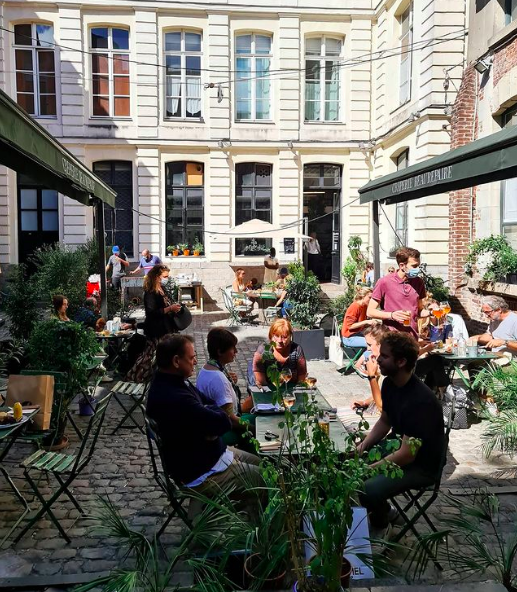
474, 296, 517, 354
367, 247, 429, 338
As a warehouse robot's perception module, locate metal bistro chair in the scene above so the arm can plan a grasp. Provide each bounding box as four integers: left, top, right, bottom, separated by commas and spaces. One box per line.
144, 414, 192, 538
110, 380, 150, 435
13, 392, 113, 544
221, 287, 254, 326
332, 317, 366, 377
386, 398, 456, 571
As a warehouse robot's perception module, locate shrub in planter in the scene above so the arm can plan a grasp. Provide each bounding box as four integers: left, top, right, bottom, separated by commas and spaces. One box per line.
27, 319, 99, 443
3, 264, 41, 341
286, 261, 321, 330
464, 235, 517, 283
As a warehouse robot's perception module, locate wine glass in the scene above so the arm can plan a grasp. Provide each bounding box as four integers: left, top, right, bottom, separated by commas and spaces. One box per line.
283, 393, 296, 411
280, 368, 292, 387
441, 301, 451, 318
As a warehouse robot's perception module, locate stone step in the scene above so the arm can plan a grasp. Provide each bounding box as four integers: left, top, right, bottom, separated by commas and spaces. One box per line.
352, 581, 506, 592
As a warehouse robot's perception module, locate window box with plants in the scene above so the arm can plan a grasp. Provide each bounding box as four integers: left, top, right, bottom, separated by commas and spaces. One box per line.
167, 245, 180, 257
465, 234, 517, 285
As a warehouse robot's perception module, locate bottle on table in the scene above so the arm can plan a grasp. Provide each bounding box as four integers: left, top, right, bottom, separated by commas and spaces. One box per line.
457, 337, 467, 357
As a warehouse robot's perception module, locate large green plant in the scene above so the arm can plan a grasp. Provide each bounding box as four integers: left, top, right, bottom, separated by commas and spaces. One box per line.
465, 235, 517, 281
28, 319, 99, 439
286, 261, 321, 329
341, 236, 367, 309
30, 243, 90, 317
3, 264, 41, 340
412, 491, 517, 592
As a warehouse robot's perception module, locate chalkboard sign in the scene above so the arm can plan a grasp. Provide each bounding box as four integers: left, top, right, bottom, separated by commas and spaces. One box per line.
284, 238, 295, 254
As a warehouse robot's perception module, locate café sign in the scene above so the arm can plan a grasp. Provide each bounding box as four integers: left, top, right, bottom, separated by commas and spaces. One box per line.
391, 165, 453, 195
61, 157, 96, 194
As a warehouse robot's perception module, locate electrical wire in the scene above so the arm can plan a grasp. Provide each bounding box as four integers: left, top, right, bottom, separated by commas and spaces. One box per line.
1, 24, 467, 88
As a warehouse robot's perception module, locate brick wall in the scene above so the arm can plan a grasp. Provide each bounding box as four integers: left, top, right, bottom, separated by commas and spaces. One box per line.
492, 35, 517, 87
448, 65, 478, 318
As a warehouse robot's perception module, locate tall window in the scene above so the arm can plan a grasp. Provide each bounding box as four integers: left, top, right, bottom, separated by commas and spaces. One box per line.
395, 150, 409, 250
164, 31, 202, 119
506, 0, 517, 23
502, 106, 517, 246
93, 161, 134, 256
235, 34, 272, 121
90, 27, 130, 117
165, 162, 204, 247
399, 5, 413, 105
235, 163, 272, 256
304, 36, 341, 122
13, 23, 56, 117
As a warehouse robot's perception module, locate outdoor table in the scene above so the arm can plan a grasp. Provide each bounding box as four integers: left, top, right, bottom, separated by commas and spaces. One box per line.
251, 386, 333, 414
95, 330, 135, 371
0, 407, 40, 546
432, 350, 502, 391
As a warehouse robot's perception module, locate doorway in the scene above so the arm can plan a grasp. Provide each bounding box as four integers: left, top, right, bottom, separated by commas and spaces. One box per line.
303, 164, 341, 283
17, 174, 59, 264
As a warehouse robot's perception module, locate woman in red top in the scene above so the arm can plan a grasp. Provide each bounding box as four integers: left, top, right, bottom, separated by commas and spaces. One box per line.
341, 286, 376, 348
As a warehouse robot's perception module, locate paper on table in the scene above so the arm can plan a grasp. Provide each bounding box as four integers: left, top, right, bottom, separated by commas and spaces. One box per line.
252, 403, 283, 413
258, 441, 281, 451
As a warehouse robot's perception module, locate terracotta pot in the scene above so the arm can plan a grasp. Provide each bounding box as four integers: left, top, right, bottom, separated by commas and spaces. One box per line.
193, 250, 200, 256
172, 250, 179, 257
244, 553, 286, 590
183, 250, 190, 256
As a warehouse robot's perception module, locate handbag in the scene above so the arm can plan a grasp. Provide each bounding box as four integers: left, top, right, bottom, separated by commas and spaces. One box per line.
6, 374, 55, 431
442, 384, 470, 430
329, 317, 344, 367
168, 304, 193, 332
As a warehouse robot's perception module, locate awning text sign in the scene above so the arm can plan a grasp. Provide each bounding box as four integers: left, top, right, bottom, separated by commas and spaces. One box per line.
61, 157, 97, 194
391, 165, 453, 196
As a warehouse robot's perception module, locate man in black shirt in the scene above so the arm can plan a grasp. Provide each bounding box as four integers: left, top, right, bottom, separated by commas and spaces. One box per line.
146, 334, 262, 495
358, 332, 445, 529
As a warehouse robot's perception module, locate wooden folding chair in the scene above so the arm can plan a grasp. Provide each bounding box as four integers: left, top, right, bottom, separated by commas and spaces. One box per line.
13, 392, 113, 543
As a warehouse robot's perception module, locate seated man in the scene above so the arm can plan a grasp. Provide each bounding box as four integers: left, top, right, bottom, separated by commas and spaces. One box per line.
474, 295, 517, 354
74, 297, 100, 329
146, 334, 262, 496
358, 332, 445, 530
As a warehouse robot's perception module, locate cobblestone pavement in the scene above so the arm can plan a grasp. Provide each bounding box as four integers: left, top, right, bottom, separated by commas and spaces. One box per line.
0, 312, 516, 588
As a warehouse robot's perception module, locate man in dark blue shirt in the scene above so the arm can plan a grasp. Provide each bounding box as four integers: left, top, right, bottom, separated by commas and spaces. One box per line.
146, 334, 262, 495
358, 332, 445, 529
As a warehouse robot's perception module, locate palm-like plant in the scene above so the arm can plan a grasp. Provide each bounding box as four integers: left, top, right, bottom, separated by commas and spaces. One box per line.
411, 491, 517, 592
481, 410, 517, 458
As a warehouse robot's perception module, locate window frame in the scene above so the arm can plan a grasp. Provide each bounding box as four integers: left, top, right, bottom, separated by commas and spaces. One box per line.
394, 150, 409, 248
234, 162, 273, 256
165, 161, 204, 248
163, 30, 202, 120
501, 105, 517, 241
92, 160, 134, 257
304, 35, 342, 123
90, 26, 131, 119
235, 33, 273, 122
398, 5, 413, 107
505, 0, 517, 24
13, 22, 57, 118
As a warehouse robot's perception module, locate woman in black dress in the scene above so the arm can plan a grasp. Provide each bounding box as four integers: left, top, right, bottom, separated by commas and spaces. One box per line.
126, 265, 181, 382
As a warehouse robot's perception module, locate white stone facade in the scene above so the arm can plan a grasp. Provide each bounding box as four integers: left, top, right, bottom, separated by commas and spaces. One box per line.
0, 0, 466, 299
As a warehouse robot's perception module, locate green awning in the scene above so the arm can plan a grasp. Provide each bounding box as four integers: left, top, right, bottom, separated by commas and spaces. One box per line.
359, 124, 517, 205
0, 89, 116, 207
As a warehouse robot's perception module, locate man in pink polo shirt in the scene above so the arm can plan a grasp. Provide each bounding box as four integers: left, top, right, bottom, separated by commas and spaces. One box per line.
367, 247, 428, 338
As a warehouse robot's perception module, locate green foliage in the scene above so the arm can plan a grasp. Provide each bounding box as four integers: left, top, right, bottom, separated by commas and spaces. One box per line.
411, 491, 517, 592
30, 243, 90, 317
177, 243, 189, 251
0, 341, 25, 379
341, 236, 367, 308
28, 318, 99, 397
3, 264, 41, 340
162, 276, 179, 303
325, 294, 351, 324
465, 234, 517, 281
419, 263, 450, 302
286, 261, 321, 329
193, 237, 204, 253
76, 237, 105, 276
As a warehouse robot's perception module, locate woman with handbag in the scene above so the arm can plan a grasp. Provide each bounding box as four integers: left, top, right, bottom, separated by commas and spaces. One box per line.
126, 265, 181, 383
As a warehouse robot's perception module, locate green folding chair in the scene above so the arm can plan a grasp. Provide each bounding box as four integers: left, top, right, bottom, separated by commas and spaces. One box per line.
13, 392, 113, 544
333, 317, 366, 377
110, 380, 150, 434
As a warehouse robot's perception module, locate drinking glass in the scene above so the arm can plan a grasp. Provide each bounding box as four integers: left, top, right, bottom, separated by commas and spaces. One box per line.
280, 368, 292, 388
318, 412, 330, 437
306, 376, 317, 389
441, 301, 451, 316
283, 393, 296, 410
403, 310, 411, 326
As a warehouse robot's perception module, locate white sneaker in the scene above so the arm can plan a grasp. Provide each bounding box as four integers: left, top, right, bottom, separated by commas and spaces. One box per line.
101, 375, 114, 383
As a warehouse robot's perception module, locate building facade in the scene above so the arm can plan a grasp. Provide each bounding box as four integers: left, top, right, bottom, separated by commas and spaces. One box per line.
0, 0, 466, 303
449, 0, 517, 324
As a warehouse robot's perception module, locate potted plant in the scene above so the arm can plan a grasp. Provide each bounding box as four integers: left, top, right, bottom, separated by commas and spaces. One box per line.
193, 238, 204, 257
167, 245, 180, 257
178, 242, 190, 256
464, 234, 517, 283
27, 318, 100, 448
286, 261, 325, 360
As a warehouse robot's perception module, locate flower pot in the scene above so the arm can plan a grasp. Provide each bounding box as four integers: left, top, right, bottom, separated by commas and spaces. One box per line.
293, 579, 346, 592
193, 250, 200, 256
244, 553, 287, 590
78, 396, 97, 416
183, 250, 190, 256
172, 250, 179, 257
42, 434, 70, 451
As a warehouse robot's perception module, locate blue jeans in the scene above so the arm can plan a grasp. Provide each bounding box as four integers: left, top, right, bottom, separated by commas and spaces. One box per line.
342, 335, 367, 348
